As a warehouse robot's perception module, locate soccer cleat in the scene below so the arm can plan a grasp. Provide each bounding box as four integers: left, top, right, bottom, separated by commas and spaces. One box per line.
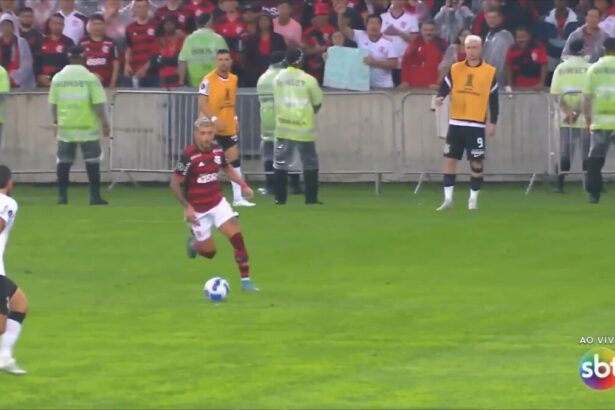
90, 198, 109, 206
468, 198, 478, 210
57, 196, 68, 205
436, 201, 453, 211
186, 236, 197, 259
589, 194, 600, 204
233, 199, 256, 207
305, 200, 323, 205
0, 358, 27, 376
257, 188, 272, 196
241, 279, 260, 292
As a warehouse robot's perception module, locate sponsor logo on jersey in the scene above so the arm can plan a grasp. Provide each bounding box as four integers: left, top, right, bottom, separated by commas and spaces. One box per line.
197, 173, 218, 184
87, 57, 108, 66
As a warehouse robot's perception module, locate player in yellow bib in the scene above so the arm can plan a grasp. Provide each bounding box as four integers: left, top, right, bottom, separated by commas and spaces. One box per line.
198, 49, 254, 207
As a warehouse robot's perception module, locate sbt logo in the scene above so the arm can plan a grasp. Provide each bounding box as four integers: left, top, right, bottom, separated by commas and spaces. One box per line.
579, 347, 615, 390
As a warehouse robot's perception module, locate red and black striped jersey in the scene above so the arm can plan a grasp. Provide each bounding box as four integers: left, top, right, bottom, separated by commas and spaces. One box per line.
213, 13, 246, 57
35, 34, 74, 78
185, 0, 217, 18
155, 34, 185, 88
175, 143, 227, 212
154, 5, 195, 34
125, 20, 156, 71
80, 37, 118, 86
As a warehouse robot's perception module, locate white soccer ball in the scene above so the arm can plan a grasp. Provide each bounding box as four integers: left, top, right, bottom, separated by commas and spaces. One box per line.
204, 277, 230, 302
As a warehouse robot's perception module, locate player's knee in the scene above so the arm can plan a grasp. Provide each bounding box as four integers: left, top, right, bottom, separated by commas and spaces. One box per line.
470, 161, 484, 175
8, 311, 26, 324
9, 289, 28, 313
230, 159, 241, 168
200, 249, 217, 259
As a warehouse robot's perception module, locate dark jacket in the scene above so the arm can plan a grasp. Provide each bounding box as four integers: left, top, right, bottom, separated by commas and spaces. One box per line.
536, 8, 579, 72
242, 31, 286, 87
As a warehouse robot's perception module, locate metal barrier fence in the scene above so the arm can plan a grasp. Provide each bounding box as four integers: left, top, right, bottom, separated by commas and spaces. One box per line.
110, 89, 396, 193
1, 89, 581, 192
400, 90, 552, 194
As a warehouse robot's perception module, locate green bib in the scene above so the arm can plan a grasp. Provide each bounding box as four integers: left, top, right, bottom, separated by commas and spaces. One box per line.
273, 67, 323, 142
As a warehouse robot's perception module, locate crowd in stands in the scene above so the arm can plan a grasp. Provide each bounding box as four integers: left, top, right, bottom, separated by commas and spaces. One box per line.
0, 0, 613, 90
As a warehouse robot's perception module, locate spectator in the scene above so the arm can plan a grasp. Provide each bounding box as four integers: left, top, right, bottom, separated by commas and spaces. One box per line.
595, 0, 615, 37
500, 0, 540, 34
178, 13, 228, 87
25, 0, 57, 31
0, 0, 20, 30
434, 0, 474, 45
185, 0, 217, 19
0, 14, 34, 89
330, 0, 365, 30
35, 13, 73, 88
407, 0, 433, 23
338, 10, 397, 88
562, 8, 608, 62
274, 0, 303, 47
80, 14, 120, 88
214, 0, 246, 74
153, 15, 185, 88
438, 27, 470, 84
364, 0, 390, 16
241, 3, 261, 37
504, 26, 547, 90
538, 0, 579, 85
400, 20, 447, 88
482, 6, 514, 85
58, 0, 88, 44
574, 0, 593, 21
154, 0, 195, 34
303, 3, 334, 83
18, 7, 42, 54
125, 0, 158, 87
98, 0, 133, 51
382, 0, 420, 85
473, 0, 501, 39
243, 13, 286, 87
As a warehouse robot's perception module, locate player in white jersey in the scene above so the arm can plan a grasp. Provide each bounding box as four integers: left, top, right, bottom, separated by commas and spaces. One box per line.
0, 165, 28, 375
380, 0, 419, 67
336, 4, 398, 88
0, 168, 17, 278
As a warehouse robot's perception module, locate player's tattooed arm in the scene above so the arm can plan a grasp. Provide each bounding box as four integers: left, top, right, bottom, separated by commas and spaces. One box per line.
169, 175, 190, 209
222, 165, 254, 200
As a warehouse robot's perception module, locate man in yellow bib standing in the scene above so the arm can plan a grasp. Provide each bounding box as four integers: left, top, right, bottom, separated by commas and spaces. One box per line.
198, 49, 255, 207
435, 35, 499, 211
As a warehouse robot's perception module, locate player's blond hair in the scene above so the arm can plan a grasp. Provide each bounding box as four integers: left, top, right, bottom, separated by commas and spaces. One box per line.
464, 35, 482, 46
194, 117, 213, 128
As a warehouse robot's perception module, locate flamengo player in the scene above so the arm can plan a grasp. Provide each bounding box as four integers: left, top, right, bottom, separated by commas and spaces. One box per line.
0, 165, 29, 375
170, 118, 259, 292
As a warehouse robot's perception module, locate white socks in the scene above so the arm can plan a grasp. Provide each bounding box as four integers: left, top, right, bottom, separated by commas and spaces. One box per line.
0, 319, 22, 360
444, 186, 454, 203
232, 166, 243, 201
470, 189, 480, 201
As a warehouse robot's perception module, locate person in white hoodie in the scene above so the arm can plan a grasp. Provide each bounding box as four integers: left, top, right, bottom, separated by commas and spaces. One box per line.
0, 14, 34, 89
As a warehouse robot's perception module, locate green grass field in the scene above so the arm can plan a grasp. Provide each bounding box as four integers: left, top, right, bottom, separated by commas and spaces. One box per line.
2, 182, 615, 409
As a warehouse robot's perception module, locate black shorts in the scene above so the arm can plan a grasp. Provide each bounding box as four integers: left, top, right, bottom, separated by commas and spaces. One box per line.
444, 125, 486, 161
214, 135, 238, 151
0, 276, 18, 316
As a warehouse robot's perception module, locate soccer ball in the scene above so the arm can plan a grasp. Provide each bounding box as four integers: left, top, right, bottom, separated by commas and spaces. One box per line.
204, 277, 230, 302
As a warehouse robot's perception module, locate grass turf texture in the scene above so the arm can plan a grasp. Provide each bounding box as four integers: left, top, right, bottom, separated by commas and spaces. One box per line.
2, 183, 615, 409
